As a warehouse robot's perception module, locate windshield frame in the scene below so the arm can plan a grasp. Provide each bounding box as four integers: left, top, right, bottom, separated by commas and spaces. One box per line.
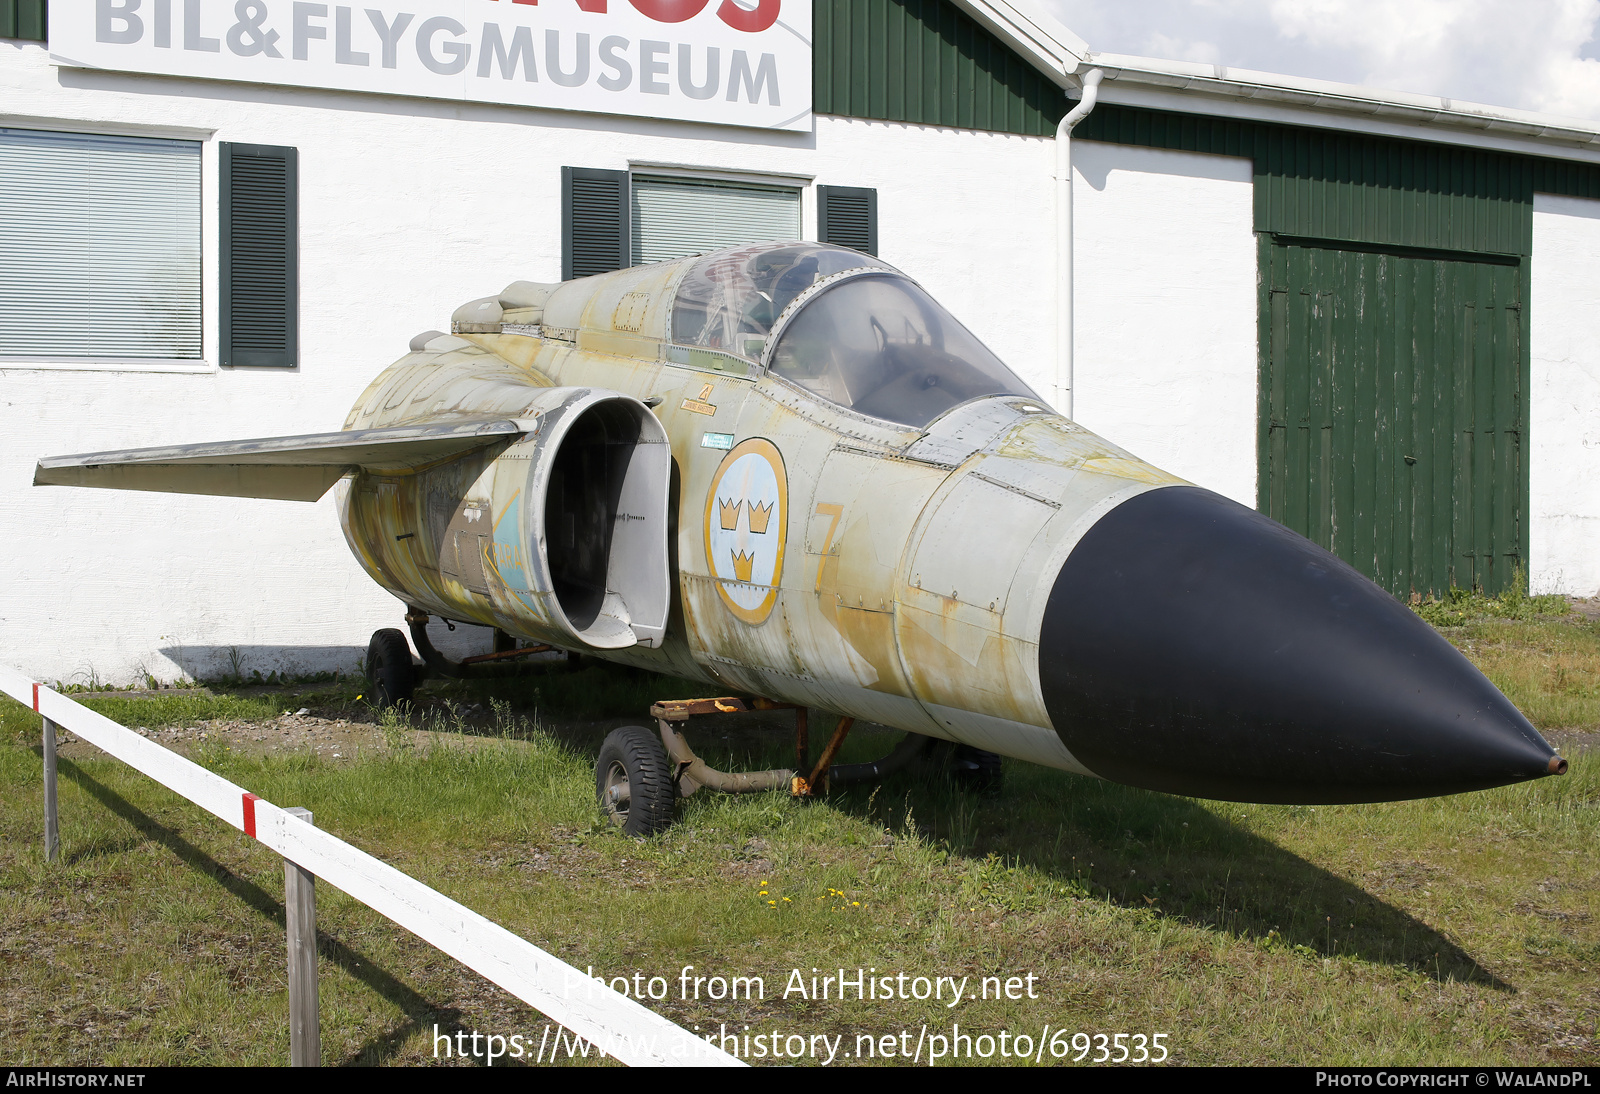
758, 268, 1041, 432
669, 242, 894, 365
757, 265, 895, 373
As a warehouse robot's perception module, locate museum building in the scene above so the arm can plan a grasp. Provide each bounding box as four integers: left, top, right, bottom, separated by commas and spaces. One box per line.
4, 0, 1600, 683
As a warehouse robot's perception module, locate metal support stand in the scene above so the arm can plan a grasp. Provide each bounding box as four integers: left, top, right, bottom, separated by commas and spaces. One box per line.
804, 717, 855, 796
795, 706, 809, 777
42, 716, 59, 863
284, 807, 320, 1068
648, 698, 920, 799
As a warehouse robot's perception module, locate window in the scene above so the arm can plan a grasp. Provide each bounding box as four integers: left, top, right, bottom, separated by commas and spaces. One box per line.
0, 128, 202, 363
630, 175, 800, 265
563, 167, 832, 279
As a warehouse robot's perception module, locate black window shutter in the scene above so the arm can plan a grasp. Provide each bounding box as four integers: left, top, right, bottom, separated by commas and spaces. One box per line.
562, 167, 630, 280
818, 185, 878, 256
220, 143, 298, 368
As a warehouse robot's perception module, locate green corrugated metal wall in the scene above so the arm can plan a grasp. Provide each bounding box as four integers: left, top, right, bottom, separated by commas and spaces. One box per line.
1, 0, 45, 40
813, 0, 1070, 135
1257, 133, 1531, 256
1263, 242, 1523, 596
1076, 104, 1562, 252
1075, 103, 1585, 596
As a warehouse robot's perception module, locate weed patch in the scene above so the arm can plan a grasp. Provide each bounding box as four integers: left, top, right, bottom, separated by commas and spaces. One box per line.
1412, 568, 1571, 628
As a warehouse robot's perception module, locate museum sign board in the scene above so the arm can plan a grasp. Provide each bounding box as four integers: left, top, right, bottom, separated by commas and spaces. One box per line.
50, 0, 813, 130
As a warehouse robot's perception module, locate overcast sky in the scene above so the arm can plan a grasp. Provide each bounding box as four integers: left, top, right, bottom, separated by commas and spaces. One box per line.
1041, 0, 1600, 121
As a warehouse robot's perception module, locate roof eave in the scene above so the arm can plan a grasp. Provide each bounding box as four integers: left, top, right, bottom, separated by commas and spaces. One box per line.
1082, 52, 1600, 154
945, 0, 1088, 88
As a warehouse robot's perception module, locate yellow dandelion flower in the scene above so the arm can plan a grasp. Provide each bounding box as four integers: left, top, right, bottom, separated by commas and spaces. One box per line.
767, 900, 776, 906
852, 901, 860, 906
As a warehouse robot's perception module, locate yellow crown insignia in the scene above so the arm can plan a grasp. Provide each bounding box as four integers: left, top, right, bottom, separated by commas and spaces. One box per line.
747, 500, 773, 534
718, 497, 741, 530
731, 549, 756, 582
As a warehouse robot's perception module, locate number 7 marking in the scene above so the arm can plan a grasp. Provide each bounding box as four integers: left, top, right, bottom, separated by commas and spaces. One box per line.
813, 502, 843, 591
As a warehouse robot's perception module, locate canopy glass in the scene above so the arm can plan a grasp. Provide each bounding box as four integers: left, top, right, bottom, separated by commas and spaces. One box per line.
673, 243, 1037, 429
672, 241, 889, 360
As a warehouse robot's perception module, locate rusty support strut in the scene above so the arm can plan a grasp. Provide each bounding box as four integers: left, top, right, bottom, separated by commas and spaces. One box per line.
651, 698, 798, 796
795, 717, 854, 797
648, 696, 925, 800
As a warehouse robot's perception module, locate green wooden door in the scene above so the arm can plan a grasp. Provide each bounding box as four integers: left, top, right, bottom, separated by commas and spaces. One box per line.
1262, 240, 1524, 597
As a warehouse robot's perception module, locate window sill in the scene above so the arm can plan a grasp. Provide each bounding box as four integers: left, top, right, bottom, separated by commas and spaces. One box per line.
0, 357, 214, 374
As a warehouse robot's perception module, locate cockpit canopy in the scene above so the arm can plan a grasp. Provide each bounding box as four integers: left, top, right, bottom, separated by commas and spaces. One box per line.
671, 242, 1040, 429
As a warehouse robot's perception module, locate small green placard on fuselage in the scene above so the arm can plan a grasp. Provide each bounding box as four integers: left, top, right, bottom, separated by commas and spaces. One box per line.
701, 432, 734, 450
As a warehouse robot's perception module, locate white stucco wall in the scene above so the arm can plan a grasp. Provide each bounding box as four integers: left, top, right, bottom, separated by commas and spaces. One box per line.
0, 41, 1058, 683
1530, 193, 1600, 597
1070, 141, 1258, 507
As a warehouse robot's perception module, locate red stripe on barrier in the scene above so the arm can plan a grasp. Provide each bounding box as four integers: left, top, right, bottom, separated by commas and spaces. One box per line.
32, 683, 39, 712
242, 793, 260, 838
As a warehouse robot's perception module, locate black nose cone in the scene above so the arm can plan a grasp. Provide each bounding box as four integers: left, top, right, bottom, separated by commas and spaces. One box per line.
1039, 486, 1563, 804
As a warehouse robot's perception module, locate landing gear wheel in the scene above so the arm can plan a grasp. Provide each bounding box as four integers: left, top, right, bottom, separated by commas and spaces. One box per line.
596, 726, 675, 836
951, 744, 1003, 793
366, 628, 416, 708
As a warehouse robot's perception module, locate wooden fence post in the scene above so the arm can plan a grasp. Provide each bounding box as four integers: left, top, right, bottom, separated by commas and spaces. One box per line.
42, 717, 59, 863
284, 807, 320, 1067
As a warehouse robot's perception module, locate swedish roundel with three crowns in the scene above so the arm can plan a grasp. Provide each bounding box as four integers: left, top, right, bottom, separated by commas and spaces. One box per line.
703, 438, 788, 625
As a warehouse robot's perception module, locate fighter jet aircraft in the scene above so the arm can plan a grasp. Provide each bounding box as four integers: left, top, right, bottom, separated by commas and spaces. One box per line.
35, 241, 1568, 833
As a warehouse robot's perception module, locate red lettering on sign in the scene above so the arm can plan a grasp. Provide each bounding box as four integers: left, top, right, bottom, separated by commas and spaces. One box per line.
490, 0, 605, 7
716, 0, 779, 32
628, 0, 709, 21
486, 0, 779, 27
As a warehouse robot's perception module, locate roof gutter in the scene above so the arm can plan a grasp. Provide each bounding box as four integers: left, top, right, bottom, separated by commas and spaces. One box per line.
917, 3, 1600, 160
1054, 67, 1103, 419
1085, 53, 1600, 157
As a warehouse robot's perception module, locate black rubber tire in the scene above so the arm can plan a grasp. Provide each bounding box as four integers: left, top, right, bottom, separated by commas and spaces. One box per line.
596, 726, 675, 837
366, 628, 416, 708
950, 744, 1003, 793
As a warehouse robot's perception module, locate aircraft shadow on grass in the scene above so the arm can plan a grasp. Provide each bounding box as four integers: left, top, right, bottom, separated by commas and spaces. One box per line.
434, 694, 1512, 992
823, 754, 1514, 992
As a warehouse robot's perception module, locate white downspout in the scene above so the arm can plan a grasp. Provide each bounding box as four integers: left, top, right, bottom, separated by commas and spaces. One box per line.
1055, 67, 1104, 419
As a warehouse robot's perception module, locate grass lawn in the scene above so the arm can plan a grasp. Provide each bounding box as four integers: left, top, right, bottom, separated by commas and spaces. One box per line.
0, 595, 1595, 1067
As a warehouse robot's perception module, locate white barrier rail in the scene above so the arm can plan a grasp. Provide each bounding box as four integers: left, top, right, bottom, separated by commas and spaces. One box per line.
0, 666, 742, 1068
